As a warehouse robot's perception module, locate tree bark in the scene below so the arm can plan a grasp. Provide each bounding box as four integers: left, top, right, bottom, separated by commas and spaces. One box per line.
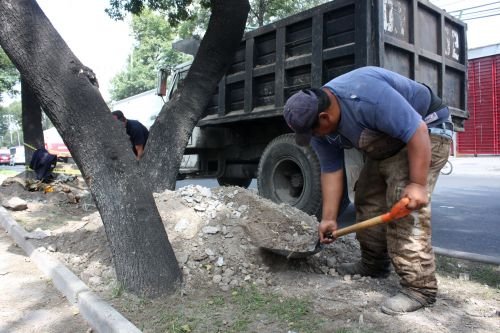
0, 0, 181, 297
141, 0, 250, 192
21, 77, 44, 165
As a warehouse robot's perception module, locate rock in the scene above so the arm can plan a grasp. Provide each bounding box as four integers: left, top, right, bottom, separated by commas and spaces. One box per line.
196, 185, 212, 197
173, 218, 201, 239
176, 253, 189, 265
216, 257, 224, 267
88, 276, 102, 286
67, 192, 78, 204
47, 244, 57, 252
213, 275, 222, 283
223, 268, 234, 277
326, 257, 337, 267
194, 204, 206, 212
3, 197, 28, 211
202, 226, 220, 234
25, 228, 51, 240
70, 256, 82, 265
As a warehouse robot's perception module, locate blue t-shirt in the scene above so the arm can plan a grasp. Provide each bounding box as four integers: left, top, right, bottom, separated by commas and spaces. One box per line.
311, 66, 448, 172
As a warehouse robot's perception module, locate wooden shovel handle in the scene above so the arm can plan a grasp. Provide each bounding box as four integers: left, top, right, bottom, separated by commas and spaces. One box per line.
332, 197, 411, 238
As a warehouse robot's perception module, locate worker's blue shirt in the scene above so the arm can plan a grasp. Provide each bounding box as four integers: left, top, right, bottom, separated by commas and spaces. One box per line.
311, 66, 448, 172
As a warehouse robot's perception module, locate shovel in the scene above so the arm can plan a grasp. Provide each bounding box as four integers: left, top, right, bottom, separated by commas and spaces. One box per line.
275, 197, 412, 259
326, 197, 411, 239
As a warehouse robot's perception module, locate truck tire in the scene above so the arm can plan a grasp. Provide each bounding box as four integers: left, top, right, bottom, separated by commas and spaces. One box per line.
257, 134, 322, 216
217, 177, 252, 188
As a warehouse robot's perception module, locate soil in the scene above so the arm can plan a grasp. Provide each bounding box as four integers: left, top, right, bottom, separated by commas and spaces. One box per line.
0, 174, 498, 333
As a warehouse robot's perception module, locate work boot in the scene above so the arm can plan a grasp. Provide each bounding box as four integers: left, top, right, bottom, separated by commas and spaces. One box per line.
336, 261, 390, 278
380, 292, 426, 315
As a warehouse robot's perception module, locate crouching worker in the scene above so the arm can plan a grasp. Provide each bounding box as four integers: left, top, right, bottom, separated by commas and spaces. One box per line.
111, 110, 149, 160
283, 66, 453, 315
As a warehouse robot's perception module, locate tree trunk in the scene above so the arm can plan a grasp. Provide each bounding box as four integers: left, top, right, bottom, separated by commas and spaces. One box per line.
0, 0, 181, 297
21, 76, 44, 165
141, 0, 250, 192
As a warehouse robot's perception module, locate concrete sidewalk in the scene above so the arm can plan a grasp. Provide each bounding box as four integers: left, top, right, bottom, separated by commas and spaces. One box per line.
447, 156, 500, 176
0, 208, 142, 333
0, 230, 89, 333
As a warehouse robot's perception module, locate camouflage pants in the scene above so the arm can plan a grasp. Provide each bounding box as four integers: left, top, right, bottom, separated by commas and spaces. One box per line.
354, 134, 451, 304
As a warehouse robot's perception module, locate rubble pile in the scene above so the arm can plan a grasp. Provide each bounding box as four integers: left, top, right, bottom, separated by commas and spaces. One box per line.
3, 179, 361, 293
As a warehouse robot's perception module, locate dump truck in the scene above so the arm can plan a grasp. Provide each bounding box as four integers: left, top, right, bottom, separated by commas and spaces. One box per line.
119, 0, 468, 217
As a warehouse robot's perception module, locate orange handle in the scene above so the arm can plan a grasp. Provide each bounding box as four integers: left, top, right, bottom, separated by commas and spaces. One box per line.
332, 197, 412, 238
381, 197, 411, 222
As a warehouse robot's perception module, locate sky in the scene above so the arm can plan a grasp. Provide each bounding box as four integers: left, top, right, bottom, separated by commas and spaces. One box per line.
2, 0, 500, 106
431, 0, 500, 49
36, 0, 134, 102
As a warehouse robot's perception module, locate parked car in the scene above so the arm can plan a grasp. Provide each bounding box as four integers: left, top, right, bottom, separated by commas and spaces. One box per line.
0, 150, 11, 165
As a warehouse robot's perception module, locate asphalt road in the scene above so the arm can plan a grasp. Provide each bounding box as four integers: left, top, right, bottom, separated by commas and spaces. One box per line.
431, 174, 500, 257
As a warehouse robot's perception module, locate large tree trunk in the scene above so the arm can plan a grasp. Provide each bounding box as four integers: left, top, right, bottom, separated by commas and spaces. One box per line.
21, 77, 44, 164
141, 0, 250, 192
0, 0, 181, 297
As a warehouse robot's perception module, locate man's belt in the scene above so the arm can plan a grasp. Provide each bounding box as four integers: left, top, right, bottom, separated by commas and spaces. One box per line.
428, 122, 453, 139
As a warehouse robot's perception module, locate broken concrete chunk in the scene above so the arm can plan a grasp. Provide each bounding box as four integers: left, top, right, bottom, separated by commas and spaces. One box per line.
25, 228, 51, 240
202, 226, 220, 234
3, 197, 28, 211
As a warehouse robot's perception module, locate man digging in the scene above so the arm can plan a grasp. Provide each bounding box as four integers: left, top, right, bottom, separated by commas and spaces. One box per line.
283, 66, 452, 315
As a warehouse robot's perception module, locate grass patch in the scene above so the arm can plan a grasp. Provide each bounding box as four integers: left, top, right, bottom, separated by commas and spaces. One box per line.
435, 255, 500, 288
112, 283, 125, 298
0, 169, 19, 176
140, 286, 323, 333
332, 329, 375, 333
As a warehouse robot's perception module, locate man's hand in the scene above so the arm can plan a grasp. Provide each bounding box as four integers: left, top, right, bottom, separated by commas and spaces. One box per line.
318, 219, 338, 244
402, 182, 428, 210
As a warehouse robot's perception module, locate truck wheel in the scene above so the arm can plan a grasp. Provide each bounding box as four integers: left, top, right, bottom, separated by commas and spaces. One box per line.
257, 134, 322, 216
217, 177, 252, 188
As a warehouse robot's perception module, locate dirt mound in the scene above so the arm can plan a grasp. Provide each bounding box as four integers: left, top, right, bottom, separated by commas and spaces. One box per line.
25, 184, 359, 293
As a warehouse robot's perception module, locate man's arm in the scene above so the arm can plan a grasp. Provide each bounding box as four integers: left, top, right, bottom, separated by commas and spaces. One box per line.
318, 169, 344, 244
404, 121, 431, 209
135, 144, 145, 160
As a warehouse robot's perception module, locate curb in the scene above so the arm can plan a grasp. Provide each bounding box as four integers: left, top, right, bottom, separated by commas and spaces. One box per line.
434, 246, 500, 265
0, 207, 142, 333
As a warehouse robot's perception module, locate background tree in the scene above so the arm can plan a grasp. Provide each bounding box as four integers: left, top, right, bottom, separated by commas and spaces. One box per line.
0, 100, 22, 147
110, 9, 190, 100
0, 0, 249, 297
0, 48, 19, 102
248, 0, 329, 28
